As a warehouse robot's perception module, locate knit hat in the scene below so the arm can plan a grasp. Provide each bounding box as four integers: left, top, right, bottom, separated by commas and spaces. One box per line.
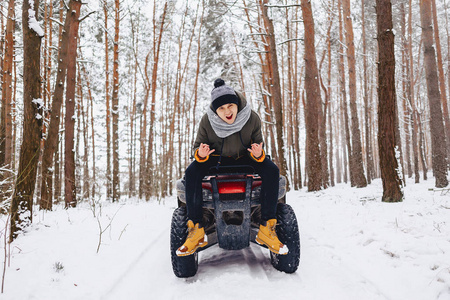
211, 78, 239, 112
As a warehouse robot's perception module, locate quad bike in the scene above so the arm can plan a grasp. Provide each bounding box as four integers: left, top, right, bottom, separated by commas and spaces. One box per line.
170, 165, 300, 278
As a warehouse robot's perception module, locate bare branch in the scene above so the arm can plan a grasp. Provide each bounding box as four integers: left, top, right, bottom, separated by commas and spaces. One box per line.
79, 10, 97, 22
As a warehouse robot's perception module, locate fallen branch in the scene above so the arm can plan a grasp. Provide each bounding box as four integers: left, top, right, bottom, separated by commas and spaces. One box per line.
96, 206, 123, 253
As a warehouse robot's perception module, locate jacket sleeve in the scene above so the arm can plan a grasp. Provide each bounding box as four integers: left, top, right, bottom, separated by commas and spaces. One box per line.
193, 114, 210, 162
249, 112, 266, 162
250, 112, 264, 144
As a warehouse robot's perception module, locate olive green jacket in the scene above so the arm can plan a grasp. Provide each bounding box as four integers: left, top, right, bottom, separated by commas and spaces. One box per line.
193, 92, 264, 161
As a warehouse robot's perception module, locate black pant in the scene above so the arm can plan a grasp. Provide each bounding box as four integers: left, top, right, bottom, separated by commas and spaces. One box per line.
184, 155, 280, 225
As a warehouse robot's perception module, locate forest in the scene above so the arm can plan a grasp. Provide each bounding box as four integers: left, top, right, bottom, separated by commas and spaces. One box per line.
1, 0, 449, 242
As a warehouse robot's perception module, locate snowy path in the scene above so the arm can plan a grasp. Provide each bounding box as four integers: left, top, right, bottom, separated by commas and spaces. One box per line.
100, 223, 392, 300
101, 227, 170, 299
2, 178, 450, 299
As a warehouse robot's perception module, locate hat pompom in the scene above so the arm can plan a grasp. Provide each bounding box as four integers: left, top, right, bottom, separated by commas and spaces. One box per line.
214, 78, 225, 88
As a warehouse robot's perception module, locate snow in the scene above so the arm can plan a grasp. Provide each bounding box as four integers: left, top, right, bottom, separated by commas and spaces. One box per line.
31, 98, 44, 109
1, 177, 450, 299
28, 9, 45, 38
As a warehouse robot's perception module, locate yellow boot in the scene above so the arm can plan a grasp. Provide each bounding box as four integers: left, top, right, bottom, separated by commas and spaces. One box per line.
256, 219, 289, 255
176, 220, 208, 256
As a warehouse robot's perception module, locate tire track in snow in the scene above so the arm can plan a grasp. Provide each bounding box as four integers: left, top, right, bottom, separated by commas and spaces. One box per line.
100, 227, 169, 299
194, 243, 276, 280
242, 245, 271, 279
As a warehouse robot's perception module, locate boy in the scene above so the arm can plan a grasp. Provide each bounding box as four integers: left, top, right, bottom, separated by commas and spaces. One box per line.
176, 79, 288, 256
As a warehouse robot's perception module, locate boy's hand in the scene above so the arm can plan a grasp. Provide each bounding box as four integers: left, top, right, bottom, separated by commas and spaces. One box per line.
198, 143, 215, 159
247, 142, 263, 158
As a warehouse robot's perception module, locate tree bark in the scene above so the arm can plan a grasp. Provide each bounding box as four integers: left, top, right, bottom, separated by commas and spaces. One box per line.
10, 0, 43, 241
327, 1, 335, 187
104, 1, 112, 200
362, 0, 375, 184
112, 0, 120, 201
40, 0, 78, 210
342, 0, 367, 188
146, 1, 168, 199
431, 0, 450, 163
376, 0, 404, 202
419, 0, 449, 187
64, 0, 82, 208
407, 0, 421, 183
1, 0, 14, 169
0, 0, 15, 206
338, 0, 352, 185
293, 9, 302, 190
78, 66, 89, 200
447, 2, 450, 149
300, 0, 322, 191
400, 3, 413, 178
80, 61, 97, 199
260, 0, 289, 188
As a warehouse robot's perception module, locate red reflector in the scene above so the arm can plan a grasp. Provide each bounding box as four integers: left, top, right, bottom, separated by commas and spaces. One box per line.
217, 181, 246, 194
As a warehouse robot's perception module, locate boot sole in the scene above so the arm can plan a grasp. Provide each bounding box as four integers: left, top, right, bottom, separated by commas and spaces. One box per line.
176, 240, 208, 257
255, 236, 288, 255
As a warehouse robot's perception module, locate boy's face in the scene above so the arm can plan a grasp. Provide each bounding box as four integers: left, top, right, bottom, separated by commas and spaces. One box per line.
216, 103, 238, 124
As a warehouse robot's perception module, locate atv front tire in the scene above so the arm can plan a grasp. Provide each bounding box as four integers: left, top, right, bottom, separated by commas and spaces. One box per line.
270, 203, 300, 273
170, 206, 198, 278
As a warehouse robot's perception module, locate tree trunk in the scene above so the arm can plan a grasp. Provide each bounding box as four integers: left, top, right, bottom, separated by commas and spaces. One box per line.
338, 0, 352, 185
112, 0, 120, 201
301, 0, 322, 192
408, 0, 421, 183
64, 0, 82, 208
54, 123, 62, 203
419, 0, 449, 187
1, 0, 14, 169
362, 0, 375, 184
80, 61, 97, 199
260, 0, 289, 188
447, 3, 450, 150
400, 3, 413, 178
146, 1, 168, 199
376, 0, 404, 202
78, 67, 89, 200
342, 0, 367, 188
0, 4, 4, 71
327, 1, 335, 187
317, 5, 334, 189
431, 0, 450, 163
104, 1, 112, 201
293, 11, 302, 190
40, 0, 78, 210
10, 0, 43, 241
139, 52, 150, 199
0, 0, 15, 206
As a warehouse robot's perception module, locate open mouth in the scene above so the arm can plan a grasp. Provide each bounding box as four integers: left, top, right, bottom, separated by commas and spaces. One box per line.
226, 115, 233, 120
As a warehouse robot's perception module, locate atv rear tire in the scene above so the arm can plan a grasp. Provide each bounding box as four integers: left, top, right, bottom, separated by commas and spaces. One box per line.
170, 206, 198, 278
270, 203, 300, 273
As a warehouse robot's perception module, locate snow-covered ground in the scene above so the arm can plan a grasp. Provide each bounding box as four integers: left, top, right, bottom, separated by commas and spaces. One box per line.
1, 177, 450, 300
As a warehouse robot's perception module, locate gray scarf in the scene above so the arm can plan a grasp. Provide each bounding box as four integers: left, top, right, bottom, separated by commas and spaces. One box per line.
206, 104, 252, 138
